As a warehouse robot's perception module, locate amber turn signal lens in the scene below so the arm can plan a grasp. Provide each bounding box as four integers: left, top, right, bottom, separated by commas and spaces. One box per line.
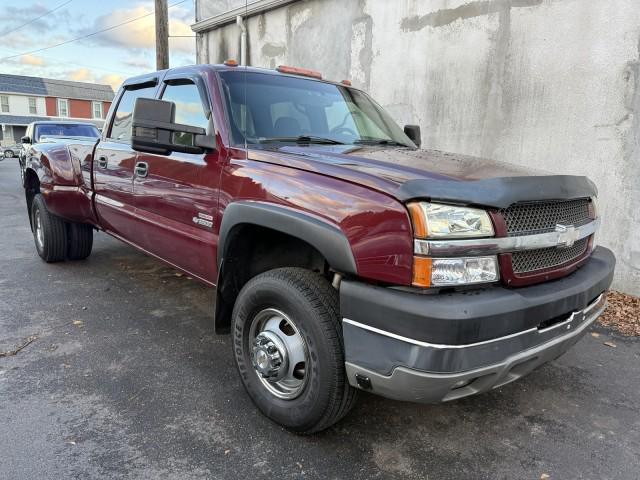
407, 202, 428, 238
276, 65, 323, 79
412, 256, 432, 287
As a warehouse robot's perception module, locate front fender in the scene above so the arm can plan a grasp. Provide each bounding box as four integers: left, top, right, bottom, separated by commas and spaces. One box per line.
218, 201, 358, 275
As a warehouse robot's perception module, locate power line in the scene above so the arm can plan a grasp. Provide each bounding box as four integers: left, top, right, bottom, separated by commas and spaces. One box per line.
0, 0, 189, 62
0, 0, 73, 37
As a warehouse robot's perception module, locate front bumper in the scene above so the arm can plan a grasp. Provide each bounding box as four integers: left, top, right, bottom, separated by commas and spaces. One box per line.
341, 246, 615, 403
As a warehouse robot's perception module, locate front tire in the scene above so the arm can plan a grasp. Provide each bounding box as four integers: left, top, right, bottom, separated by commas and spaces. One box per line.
4, 150, 13, 158
31, 194, 67, 262
232, 267, 357, 434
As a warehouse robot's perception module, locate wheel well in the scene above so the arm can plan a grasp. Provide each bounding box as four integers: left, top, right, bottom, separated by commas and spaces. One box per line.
215, 224, 329, 333
24, 169, 40, 228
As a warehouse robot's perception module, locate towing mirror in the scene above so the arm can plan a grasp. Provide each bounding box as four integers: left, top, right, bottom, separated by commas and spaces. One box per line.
404, 125, 421, 148
131, 97, 215, 155
21, 136, 31, 144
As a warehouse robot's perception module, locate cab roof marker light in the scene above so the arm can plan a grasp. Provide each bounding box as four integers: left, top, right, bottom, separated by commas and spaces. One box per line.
276, 65, 322, 80
341, 80, 352, 86
224, 59, 239, 67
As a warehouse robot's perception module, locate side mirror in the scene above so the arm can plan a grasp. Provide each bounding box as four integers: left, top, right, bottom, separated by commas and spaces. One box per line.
404, 125, 421, 148
131, 97, 215, 155
21, 136, 31, 144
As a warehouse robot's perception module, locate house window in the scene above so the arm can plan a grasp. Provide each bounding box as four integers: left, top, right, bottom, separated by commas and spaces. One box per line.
92, 101, 103, 119
28, 97, 37, 114
57, 98, 69, 117
1, 95, 9, 113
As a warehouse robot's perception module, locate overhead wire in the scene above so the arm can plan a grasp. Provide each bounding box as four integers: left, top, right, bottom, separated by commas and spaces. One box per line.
0, 0, 189, 62
0, 0, 73, 37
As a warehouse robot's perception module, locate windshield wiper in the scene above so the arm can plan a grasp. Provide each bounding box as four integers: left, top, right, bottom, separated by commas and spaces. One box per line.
353, 138, 411, 147
259, 135, 345, 145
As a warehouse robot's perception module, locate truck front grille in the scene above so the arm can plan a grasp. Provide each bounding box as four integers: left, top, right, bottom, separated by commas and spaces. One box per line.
511, 238, 589, 274
500, 198, 591, 237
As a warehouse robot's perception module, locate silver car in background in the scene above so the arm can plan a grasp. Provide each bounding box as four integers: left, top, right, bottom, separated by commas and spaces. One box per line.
1, 144, 22, 159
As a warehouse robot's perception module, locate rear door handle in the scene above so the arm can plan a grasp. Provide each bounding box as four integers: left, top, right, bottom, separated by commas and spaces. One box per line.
135, 161, 149, 178
97, 156, 108, 168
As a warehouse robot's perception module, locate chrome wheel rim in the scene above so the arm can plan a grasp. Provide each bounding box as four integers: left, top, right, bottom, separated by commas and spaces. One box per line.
249, 308, 309, 400
5, 150, 13, 158
34, 209, 44, 249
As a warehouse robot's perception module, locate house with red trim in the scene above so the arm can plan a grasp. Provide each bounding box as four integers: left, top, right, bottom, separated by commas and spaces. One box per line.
0, 74, 114, 146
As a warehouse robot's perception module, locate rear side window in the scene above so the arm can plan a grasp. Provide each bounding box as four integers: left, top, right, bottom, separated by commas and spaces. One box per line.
108, 85, 156, 142
161, 81, 209, 147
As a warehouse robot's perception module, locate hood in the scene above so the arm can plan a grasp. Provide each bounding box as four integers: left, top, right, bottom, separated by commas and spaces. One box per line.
250, 145, 597, 209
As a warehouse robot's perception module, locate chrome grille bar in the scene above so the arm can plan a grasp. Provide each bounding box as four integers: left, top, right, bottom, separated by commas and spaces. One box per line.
414, 218, 599, 257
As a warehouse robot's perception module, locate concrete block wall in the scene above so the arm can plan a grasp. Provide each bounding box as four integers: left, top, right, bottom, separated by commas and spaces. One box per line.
196, 0, 640, 295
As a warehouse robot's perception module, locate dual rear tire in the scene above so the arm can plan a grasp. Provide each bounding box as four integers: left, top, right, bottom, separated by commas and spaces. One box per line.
31, 194, 93, 262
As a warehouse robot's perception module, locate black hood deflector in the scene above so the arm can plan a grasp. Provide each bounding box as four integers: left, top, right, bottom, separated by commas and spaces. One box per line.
398, 175, 598, 209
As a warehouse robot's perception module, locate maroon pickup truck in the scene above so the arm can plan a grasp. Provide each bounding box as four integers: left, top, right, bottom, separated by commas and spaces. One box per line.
22, 63, 615, 433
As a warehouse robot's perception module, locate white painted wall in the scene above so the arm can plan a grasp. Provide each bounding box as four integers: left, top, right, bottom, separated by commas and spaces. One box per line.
0, 93, 47, 118
195, 0, 640, 295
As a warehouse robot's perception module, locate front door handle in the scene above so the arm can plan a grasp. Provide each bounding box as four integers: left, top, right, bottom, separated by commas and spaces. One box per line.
97, 155, 108, 168
135, 161, 149, 178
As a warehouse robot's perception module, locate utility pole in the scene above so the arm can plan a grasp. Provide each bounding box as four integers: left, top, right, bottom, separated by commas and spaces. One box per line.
155, 0, 169, 70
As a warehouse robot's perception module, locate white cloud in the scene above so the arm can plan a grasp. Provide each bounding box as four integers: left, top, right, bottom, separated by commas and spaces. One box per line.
68, 68, 94, 82
82, 5, 194, 54
97, 73, 125, 91
65, 68, 124, 91
20, 54, 46, 66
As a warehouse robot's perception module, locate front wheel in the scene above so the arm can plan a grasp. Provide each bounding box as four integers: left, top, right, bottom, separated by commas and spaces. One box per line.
232, 267, 357, 434
4, 150, 13, 158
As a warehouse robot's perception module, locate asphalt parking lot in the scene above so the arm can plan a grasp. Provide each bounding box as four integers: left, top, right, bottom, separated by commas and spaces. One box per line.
0, 158, 639, 479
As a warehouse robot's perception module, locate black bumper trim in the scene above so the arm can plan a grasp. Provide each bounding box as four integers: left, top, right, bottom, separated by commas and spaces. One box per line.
340, 246, 615, 345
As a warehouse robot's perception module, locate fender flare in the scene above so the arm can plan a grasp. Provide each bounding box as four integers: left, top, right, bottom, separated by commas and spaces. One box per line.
217, 201, 358, 275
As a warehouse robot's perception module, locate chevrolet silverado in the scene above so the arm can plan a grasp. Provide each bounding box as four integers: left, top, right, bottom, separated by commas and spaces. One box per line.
21, 63, 615, 433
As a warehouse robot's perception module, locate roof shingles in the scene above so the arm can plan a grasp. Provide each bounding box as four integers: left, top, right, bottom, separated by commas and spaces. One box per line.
0, 74, 114, 102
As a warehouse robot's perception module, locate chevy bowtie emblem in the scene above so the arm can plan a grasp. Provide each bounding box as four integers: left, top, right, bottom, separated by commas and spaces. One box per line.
555, 224, 578, 248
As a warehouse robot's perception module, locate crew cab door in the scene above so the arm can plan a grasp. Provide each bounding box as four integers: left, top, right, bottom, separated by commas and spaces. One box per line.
93, 81, 157, 239
132, 76, 221, 284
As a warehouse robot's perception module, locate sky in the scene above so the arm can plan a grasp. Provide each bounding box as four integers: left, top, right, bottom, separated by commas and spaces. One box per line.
0, 0, 196, 92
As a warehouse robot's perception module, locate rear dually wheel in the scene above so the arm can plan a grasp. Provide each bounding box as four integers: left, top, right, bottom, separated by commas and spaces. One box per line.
31, 194, 67, 263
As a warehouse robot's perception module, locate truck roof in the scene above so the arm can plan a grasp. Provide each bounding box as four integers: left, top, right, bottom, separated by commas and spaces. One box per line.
121, 63, 353, 90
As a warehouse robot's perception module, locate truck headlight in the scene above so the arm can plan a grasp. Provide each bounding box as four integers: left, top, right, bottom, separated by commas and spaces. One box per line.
413, 256, 499, 287
407, 202, 494, 239
408, 202, 498, 287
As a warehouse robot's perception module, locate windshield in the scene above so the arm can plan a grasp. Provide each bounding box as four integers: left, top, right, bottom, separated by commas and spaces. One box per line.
34, 124, 100, 142
219, 71, 415, 148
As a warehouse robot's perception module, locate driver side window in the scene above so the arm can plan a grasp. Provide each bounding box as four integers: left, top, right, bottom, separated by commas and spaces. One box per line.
161, 81, 209, 147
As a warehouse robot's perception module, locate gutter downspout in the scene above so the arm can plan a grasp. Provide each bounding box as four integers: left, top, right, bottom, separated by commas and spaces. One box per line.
236, 15, 247, 66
